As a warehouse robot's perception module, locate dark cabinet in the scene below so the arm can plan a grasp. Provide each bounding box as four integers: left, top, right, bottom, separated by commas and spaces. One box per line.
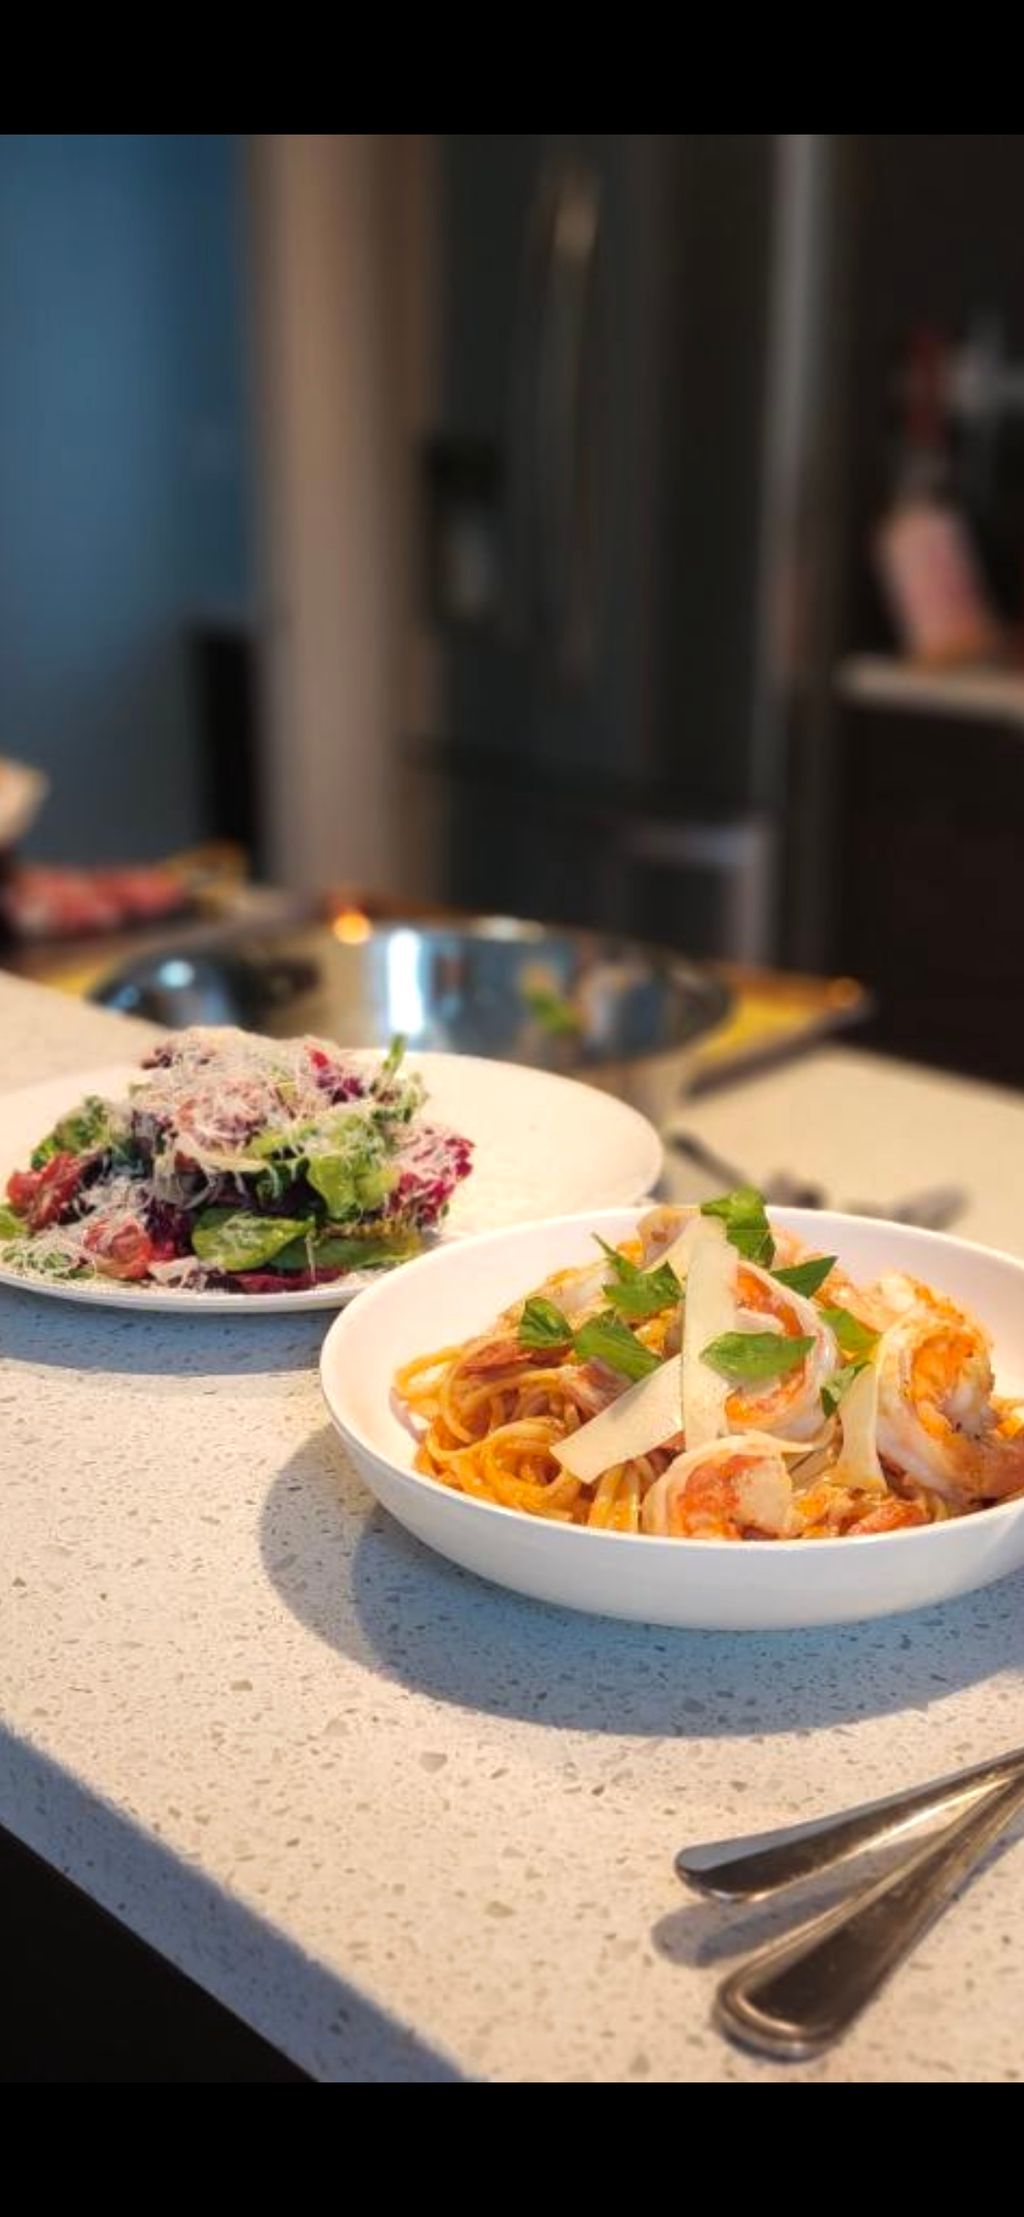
834, 710, 1024, 1087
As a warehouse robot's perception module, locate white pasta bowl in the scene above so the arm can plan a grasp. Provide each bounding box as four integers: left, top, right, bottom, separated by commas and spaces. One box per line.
319, 1207, 1024, 1631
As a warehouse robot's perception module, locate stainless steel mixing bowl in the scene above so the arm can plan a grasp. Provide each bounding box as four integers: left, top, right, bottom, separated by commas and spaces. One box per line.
90, 916, 730, 1126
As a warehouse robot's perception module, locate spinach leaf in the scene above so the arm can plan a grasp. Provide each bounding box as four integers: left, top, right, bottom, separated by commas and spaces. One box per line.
191, 1210, 313, 1271
274, 1227, 422, 1273
255, 1107, 398, 1220
307, 1150, 395, 1218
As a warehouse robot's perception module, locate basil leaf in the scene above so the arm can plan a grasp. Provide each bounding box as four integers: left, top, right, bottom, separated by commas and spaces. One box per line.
518, 1297, 574, 1351
772, 1255, 837, 1299
0, 1204, 26, 1240
593, 1234, 639, 1283
701, 1331, 815, 1385
701, 1187, 775, 1268
574, 1312, 661, 1381
604, 1263, 681, 1318
821, 1361, 866, 1418
594, 1235, 680, 1317
821, 1307, 880, 1360
191, 1210, 314, 1271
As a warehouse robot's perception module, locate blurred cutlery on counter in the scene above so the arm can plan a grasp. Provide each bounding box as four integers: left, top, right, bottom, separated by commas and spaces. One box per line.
667, 1131, 966, 1231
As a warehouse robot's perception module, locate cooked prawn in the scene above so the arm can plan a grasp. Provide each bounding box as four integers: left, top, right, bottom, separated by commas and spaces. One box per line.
847, 1496, 929, 1535
643, 1440, 797, 1540
725, 1264, 838, 1440
876, 1298, 1024, 1505
458, 1336, 546, 1376
638, 1211, 838, 1441
637, 1205, 695, 1266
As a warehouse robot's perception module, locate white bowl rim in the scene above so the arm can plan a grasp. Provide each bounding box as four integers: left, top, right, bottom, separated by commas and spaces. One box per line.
320, 1203, 1024, 1562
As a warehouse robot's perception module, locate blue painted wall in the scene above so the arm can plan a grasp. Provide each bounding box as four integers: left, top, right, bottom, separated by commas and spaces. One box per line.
0, 133, 252, 861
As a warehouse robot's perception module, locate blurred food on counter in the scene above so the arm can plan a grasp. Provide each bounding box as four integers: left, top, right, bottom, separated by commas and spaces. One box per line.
0, 734, 269, 951
875, 330, 1003, 669
0, 842, 264, 948
2, 861, 191, 941
0, 758, 49, 852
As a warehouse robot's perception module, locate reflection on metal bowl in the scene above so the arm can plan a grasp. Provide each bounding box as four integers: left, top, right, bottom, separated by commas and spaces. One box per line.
90, 917, 730, 1126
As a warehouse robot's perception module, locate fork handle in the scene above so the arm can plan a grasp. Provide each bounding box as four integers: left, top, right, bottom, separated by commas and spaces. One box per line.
677, 1744, 1024, 1902
715, 1768, 1024, 2060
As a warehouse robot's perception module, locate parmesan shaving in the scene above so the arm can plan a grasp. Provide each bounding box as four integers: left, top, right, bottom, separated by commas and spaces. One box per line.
553, 1356, 683, 1483
680, 1217, 737, 1450
832, 1357, 887, 1493
654, 1211, 700, 1284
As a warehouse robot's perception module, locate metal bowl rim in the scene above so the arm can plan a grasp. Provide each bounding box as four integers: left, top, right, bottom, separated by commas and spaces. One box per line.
90, 910, 733, 1067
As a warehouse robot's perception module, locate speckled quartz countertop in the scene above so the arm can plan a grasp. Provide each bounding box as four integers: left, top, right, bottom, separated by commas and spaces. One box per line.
2, 969, 1024, 2084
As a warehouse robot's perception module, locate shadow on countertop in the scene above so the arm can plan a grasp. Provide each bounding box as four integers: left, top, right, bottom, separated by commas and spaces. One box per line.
0, 1285, 326, 1378
651, 1810, 1024, 1981
0, 1819, 308, 2083
0, 1736, 463, 2085
260, 1426, 1024, 1741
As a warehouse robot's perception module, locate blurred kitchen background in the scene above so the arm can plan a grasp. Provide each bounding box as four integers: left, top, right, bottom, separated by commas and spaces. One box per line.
4, 133, 1024, 1087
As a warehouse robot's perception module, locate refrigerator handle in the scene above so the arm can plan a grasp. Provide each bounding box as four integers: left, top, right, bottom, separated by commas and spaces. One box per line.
507, 154, 601, 680
536, 156, 602, 681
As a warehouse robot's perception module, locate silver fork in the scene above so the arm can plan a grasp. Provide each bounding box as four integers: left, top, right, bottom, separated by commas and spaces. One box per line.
676, 1746, 1024, 2060
677, 1742, 1024, 1902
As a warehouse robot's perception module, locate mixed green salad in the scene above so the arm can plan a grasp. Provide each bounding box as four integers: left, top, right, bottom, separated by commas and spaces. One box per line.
0, 1027, 472, 1292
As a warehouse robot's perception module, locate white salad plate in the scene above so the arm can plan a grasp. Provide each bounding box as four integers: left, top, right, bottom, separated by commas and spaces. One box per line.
0, 1057, 662, 1313
320, 1205, 1024, 1630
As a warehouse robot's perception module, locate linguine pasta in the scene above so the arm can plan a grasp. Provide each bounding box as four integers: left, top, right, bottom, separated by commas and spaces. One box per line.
394, 1198, 1024, 1543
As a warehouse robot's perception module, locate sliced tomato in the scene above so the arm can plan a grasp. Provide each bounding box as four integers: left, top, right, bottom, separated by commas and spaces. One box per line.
22, 1152, 84, 1230
6, 1166, 42, 1215
82, 1219, 154, 1281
